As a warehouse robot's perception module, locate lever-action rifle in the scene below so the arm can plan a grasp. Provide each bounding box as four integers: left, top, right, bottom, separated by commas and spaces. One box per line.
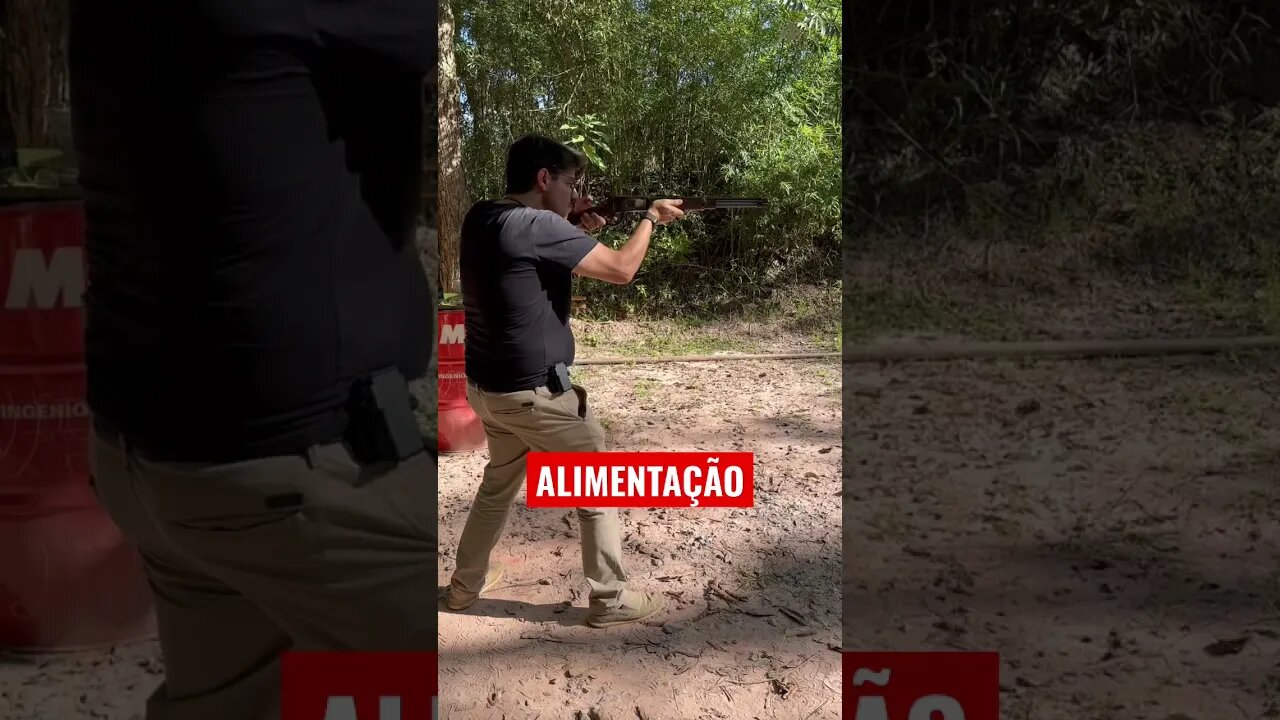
568, 196, 767, 225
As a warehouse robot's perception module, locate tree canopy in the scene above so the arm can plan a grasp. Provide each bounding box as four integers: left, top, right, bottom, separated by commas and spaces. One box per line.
446, 0, 842, 315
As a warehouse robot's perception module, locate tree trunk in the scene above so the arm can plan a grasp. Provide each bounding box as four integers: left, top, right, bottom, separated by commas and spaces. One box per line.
0, 0, 17, 169
2, 0, 68, 149
437, 0, 468, 296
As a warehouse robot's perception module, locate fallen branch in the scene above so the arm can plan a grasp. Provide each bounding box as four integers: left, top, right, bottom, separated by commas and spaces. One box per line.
843, 336, 1280, 363
778, 654, 818, 671
803, 699, 832, 720
720, 677, 772, 686
493, 580, 546, 591
778, 606, 808, 625
520, 634, 590, 645
706, 580, 747, 604
625, 637, 704, 659
578, 351, 838, 365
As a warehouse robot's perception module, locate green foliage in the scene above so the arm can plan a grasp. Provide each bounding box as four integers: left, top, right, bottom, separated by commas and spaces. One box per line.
558, 114, 610, 171
848, 0, 1280, 234
451, 0, 841, 316
847, 0, 1280, 334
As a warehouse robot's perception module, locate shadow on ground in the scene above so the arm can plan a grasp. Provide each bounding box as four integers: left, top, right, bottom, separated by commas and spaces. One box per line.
437, 356, 843, 719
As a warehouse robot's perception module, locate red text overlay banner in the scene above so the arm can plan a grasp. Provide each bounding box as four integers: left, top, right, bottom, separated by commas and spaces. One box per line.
525, 452, 754, 508
282, 651, 437, 720
843, 651, 1000, 719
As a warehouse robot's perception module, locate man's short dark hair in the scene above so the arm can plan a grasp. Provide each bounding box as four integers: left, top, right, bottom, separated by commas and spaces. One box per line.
505, 134, 586, 194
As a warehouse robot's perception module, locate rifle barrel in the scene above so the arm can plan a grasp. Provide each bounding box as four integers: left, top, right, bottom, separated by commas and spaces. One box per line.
700, 198, 767, 208
567, 196, 767, 224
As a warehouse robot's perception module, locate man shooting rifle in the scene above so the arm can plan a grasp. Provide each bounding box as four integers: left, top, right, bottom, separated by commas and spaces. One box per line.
448, 134, 684, 627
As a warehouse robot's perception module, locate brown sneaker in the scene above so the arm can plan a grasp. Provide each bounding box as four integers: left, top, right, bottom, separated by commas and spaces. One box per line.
446, 565, 505, 611
585, 591, 666, 628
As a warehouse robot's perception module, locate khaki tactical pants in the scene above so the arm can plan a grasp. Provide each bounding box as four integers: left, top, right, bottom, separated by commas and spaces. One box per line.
89, 425, 438, 720
450, 381, 629, 613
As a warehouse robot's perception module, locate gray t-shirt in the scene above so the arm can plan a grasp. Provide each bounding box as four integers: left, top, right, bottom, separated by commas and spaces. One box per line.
458, 199, 599, 391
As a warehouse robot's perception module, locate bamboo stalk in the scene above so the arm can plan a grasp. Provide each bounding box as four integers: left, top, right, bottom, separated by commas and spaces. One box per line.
2, 0, 67, 148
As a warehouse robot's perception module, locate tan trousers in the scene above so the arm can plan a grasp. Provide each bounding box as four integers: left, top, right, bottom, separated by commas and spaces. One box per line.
88, 426, 438, 720
450, 381, 629, 613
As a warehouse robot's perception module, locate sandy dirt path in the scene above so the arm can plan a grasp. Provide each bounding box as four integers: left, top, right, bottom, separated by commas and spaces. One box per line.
437, 351, 843, 720
844, 349, 1280, 720
0, 320, 842, 720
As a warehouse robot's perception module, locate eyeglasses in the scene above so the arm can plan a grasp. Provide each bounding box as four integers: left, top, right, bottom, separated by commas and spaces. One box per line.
553, 172, 584, 196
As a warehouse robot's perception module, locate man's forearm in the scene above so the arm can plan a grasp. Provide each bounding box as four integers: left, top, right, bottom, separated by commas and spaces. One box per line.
613, 217, 656, 283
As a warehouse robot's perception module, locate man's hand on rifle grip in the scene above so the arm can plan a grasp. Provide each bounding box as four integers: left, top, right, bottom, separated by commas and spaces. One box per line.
572, 196, 607, 232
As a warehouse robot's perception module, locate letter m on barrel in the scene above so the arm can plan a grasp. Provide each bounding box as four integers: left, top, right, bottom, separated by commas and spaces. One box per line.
438, 323, 464, 345
436, 310, 466, 362
281, 652, 438, 720
5, 247, 84, 310
0, 203, 90, 358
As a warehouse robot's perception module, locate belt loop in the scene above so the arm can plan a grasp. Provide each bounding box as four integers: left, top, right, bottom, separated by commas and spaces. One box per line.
114, 430, 133, 471
304, 445, 320, 469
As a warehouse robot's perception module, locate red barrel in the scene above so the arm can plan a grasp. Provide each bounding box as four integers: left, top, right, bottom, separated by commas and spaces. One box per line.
437, 307, 486, 453
0, 201, 156, 651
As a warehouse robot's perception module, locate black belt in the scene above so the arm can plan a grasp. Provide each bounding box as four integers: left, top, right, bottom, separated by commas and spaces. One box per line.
91, 415, 179, 461
467, 378, 548, 394
468, 363, 570, 395
90, 416, 351, 465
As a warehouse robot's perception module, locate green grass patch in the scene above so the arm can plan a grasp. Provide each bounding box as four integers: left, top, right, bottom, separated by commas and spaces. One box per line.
1260, 264, 1280, 333
739, 281, 842, 349
578, 279, 840, 334
1173, 385, 1234, 415
574, 281, 839, 355
1175, 271, 1236, 308
844, 285, 1013, 340
627, 331, 748, 357
1175, 261, 1280, 333
633, 378, 659, 398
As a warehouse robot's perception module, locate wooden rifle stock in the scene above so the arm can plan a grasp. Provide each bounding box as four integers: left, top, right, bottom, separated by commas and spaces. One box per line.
567, 196, 768, 225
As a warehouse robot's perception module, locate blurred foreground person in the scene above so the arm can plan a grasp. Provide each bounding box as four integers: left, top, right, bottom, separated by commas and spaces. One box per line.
68, 2, 437, 718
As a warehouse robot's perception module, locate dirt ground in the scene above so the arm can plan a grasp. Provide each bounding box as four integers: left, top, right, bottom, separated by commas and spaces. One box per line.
0, 319, 842, 720
437, 322, 843, 720
846, 256, 1280, 719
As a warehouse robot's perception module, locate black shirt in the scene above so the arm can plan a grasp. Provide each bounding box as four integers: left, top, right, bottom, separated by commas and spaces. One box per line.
68, 1, 435, 461
459, 200, 598, 392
